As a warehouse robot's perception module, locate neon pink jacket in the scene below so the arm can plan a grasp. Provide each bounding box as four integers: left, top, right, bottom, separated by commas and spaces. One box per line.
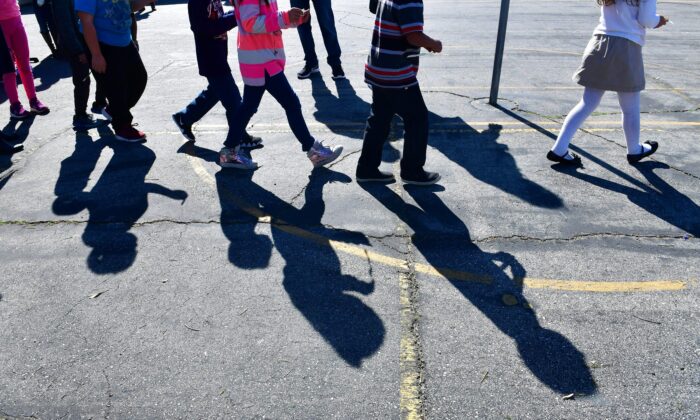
233, 0, 302, 86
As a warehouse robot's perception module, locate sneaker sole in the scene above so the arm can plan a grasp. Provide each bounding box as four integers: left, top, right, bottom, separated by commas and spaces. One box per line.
331, 75, 346, 80
219, 162, 259, 170
30, 108, 50, 116
172, 114, 195, 142
401, 174, 442, 186
356, 176, 395, 183
114, 135, 146, 143
312, 147, 344, 168
10, 113, 31, 120
297, 69, 321, 79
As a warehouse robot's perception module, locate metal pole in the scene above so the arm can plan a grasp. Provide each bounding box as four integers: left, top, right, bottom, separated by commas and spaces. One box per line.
489, 0, 511, 105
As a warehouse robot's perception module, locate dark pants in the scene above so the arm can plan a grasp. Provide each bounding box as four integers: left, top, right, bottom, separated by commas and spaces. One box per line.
358, 85, 429, 177
179, 72, 242, 147
231, 72, 315, 151
69, 54, 106, 117
33, 1, 55, 34
290, 0, 342, 67
91, 42, 147, 128
0, 30, 13, 74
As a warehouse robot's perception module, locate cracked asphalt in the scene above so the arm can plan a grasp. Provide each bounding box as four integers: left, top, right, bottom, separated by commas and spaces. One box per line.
1, 1, 699, 418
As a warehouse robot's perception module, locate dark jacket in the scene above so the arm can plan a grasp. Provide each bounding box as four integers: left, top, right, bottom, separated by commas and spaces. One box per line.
51, 0, 84, 56
188, 0, 237, 77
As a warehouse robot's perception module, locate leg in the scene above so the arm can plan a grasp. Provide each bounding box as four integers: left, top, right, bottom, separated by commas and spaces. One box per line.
264, 72, 315, 151
2, 17, 38, 101
229, 84, 265, 149
124, 42, 147, 111
617, 91, 643, 154
179, 83, 221, 126
100, 43, 131, 127
0, 30, 18, 105
69, 55, 91, 117
291, 0, 319, 67
551, 87, 605, 156
357, 86, 396, 171
207, 73, 244, 148
396, 86, 429, 177
312, 0, 342, 66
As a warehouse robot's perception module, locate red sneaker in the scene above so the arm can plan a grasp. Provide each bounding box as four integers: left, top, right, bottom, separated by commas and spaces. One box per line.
114, 125, 146, 143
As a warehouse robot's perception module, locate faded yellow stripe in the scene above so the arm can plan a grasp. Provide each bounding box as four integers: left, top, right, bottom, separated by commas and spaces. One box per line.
186, 152, 690, 294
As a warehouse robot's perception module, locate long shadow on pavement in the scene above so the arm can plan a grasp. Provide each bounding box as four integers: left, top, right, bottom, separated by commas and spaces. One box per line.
555, 161, 700, 237
361, 183, 597, 395
53, 128, 187, 274
311, 78, 562, 209
185, 144, 386, 367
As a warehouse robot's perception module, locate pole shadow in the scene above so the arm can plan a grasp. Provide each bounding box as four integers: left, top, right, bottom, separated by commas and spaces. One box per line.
53, 128, 187, 274
183, 144, 386, 367
360, 183, 597, 395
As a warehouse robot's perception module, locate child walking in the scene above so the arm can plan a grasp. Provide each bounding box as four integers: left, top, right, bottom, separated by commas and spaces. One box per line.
225, 0, 343, 170
356, 0, 442, 185
547, 0, 668, 166
0, 0, 50, 119
172, 0, 262, 151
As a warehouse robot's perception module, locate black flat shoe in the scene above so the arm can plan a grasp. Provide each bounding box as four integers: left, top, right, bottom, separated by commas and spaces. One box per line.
627, 141, 658, 164
547, 150, 582, 166
356, 168, 395, 183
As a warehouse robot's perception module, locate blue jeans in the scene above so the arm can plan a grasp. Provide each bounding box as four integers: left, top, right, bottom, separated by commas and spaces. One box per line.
179, 72, 242, 147
290, 0, 342, 67
231, 72, 315, 151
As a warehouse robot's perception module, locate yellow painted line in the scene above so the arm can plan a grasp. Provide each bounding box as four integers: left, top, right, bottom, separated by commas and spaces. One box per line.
185, 149, 690, 293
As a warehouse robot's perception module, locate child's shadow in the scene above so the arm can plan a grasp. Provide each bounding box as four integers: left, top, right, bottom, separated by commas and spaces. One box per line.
554, 160, 699, 236
53, 128, 187, 274
310, 78, 562, 209
30, 56, 72, 93
361, 183, 597, 395
184, 143, 386, 367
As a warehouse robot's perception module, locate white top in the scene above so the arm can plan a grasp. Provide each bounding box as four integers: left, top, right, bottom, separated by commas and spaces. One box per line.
593, 0, 660, 46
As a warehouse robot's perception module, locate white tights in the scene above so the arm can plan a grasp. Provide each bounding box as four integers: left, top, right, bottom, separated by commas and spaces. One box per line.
552, 87, 645, 156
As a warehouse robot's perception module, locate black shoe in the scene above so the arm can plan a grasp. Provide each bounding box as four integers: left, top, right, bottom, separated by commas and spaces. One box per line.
331, 64, 346, 80
172, 113, 195, 142
297, 63, 320, 79
73, 114, 105, 131
547, 150, 582, 166
240, 132, 264, 150
401, 171, 441, 186
356, 167, 395, 183
0, 138, 22, 155
91, 101, 107, 115
627, 141, 658, 164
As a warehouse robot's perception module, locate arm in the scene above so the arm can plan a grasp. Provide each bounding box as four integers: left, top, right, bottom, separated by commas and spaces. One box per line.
76, 12, 106, 73
237, 0, 306, 34
405, 32, 442, 53
188, 0, 237, 38
51, 0, 84, 56
397, 2, 442, 53
131, 0, 154, 12
638, 0, 662, 29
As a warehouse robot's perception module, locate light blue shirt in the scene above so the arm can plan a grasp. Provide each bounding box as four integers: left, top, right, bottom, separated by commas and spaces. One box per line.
75, 0, 132, 47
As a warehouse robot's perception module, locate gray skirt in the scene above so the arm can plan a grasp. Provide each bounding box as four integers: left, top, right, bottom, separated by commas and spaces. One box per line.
574, 35, 645, 92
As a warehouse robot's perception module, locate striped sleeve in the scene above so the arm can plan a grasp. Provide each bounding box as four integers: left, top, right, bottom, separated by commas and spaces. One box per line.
395, 1, 424, 35
236, 0, 290, 34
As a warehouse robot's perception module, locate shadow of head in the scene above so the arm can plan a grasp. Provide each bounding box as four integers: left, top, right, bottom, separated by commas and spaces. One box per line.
84, 230, 137, 274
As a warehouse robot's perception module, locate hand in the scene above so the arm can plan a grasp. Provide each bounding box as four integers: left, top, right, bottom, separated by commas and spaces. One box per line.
427, 40, 443, 53
78, 53, 88, 65
656, 15, 668, 28
301, 9, 311, 24
91, 54, 106, 74
288, 7, 305, 24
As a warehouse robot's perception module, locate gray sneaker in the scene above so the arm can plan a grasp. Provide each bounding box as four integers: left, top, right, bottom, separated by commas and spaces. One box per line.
219, 147, 258, 170
307, 140, 343, 168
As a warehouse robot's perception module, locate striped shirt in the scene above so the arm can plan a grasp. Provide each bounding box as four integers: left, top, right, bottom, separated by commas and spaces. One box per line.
233, 0, 296, 86
365, 0, 424, 89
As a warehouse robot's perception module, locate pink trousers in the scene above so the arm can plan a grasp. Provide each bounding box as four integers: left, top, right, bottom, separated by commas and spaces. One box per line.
1, 16, 37, 104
